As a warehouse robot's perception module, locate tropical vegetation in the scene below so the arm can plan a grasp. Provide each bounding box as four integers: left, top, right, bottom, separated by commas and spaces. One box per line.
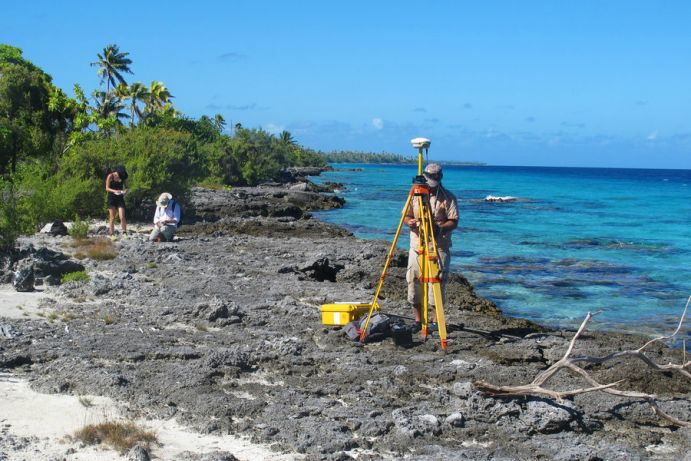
0, 43, 326, 249
319, 150, 486, 166
320, 151, 415, 164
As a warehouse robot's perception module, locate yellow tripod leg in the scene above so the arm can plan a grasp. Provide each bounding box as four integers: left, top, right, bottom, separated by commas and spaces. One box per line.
431, 279, 448, 350
360, 191, 413, 342
420, 248, 429, 340
416, 195, 430, 339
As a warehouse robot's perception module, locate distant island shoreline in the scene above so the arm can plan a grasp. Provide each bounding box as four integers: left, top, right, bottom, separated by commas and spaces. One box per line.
320, 151, 486, 166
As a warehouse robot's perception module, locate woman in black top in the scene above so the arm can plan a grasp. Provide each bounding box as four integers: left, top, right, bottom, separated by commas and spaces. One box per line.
105, 168, 129, 237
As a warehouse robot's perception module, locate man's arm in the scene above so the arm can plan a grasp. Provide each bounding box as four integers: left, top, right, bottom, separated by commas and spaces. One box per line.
436, 190, 459, 233
405, 202, 418, 229
437, 219, 458, 232
153, 207, 162, 226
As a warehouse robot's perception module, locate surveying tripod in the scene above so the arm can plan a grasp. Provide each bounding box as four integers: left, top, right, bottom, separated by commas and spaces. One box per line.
360, 138, 449, 350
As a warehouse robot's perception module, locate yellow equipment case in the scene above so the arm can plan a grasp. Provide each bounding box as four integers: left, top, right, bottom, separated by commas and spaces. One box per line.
320, 303, 371, 326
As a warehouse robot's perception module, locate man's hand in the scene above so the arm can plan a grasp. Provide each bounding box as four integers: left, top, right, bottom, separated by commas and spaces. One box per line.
432, 221, 442, 236
406, 218, 418, 229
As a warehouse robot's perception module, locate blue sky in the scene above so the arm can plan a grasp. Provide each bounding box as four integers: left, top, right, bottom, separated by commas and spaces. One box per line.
3, 1, 690, 169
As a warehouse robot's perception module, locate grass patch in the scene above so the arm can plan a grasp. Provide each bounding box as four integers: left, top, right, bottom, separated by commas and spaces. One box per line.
60, 310, 77, 322
78, 396, 94, 408
196, 178, 232, 190
47, 311, 58, 322
61, 270, 89, 284
70, 237, 118, 261
69, 215, 90, 240
74, 420, 157, 453
145, 262, 157, 269
102, 313, 114, 325
195, 323, 208, 332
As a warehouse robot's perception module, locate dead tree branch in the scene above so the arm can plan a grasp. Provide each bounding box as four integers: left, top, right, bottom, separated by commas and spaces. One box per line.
475, 296, 691, 427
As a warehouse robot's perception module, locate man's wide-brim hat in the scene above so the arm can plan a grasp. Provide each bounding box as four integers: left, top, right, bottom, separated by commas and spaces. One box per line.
423, 163, 443, 187
157, 192, 172, 207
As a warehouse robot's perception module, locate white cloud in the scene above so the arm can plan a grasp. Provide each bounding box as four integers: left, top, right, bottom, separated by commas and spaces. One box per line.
647, 131, 658, 141
372, 117, 384, 130
264, 123, 285, 135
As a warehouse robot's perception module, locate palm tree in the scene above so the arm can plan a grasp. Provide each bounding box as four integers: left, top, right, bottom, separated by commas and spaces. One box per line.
120, 82, 150, 126
91, 44, 133, 94
145, 81, 173, 114
214, 114, 226, 132
279, 130, 296, 146
92, 90, 128, 127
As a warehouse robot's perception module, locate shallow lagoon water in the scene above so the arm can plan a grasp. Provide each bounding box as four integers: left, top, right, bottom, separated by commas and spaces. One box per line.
314, 164, 691, 336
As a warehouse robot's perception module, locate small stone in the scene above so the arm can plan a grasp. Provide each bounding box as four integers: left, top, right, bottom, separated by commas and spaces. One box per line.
393, 365, 408, 376
445, 412, 465, 427
128, 443, 150, 461
451, 381, 474, 398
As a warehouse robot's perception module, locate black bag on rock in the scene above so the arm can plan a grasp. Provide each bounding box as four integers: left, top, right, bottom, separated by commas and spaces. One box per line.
343, 312, 391, 343
343, 320, 361, 341
359, 312, 391, 342
391, 323, 413, 347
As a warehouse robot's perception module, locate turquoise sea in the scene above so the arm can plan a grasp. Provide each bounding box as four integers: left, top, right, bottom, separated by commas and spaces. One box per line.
313, 164, 691, 338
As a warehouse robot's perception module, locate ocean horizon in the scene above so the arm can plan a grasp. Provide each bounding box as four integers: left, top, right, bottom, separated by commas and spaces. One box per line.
313, 163, 691, 341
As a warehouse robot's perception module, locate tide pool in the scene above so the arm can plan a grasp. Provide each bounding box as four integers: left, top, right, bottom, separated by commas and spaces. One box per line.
313, 164, 691, 337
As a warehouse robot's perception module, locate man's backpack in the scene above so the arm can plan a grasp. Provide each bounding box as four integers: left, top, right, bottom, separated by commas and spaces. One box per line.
343, 312, 391, 343
170, 199, 183, 228
362, 313, 391, 340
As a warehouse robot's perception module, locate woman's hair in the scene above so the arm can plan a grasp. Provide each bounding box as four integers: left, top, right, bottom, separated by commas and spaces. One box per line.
110, 166, 128, 180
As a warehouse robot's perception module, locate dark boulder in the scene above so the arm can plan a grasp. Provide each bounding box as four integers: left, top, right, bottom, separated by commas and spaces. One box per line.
12, 265, 34, 292
32, 247, 85, 278
299, 257, 344, 282
48, 221, 68, 236
286, 166, 329, 179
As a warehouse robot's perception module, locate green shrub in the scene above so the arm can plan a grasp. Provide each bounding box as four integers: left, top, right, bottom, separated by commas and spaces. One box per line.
0, 178, 20, 250
61, 126, 205, 220
61, 270, 89, 284
69, 214, 89, 239
195, 177, 229, 190
11, 161, 60, 234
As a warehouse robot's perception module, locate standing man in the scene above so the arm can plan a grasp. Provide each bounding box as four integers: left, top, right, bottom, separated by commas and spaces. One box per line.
405, 163, 459, 331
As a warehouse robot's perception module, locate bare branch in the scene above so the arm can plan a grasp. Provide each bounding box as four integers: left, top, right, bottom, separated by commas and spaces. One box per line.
638, 296, 690, 352
475, 379, 624, 401
474, 299, 691, 427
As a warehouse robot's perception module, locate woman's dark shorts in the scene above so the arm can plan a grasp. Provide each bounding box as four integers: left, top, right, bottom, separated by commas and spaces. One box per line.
107, 194, 126, 209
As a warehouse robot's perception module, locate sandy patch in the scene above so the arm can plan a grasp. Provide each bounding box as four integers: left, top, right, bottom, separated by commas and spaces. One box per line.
0, 373, 301, 460
0, 285, 49, 320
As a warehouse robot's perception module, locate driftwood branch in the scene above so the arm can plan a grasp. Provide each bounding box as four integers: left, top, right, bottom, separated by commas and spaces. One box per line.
475, 296, 691, 427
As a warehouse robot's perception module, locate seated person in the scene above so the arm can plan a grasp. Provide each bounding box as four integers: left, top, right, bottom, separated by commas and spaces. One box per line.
149, 193, 180, 242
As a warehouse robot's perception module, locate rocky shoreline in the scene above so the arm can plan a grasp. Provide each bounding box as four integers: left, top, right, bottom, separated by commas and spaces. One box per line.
1, 171, 690, 460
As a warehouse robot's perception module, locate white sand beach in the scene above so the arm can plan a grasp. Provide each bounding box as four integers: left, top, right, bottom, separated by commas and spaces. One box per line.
0, 372, 300, 460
